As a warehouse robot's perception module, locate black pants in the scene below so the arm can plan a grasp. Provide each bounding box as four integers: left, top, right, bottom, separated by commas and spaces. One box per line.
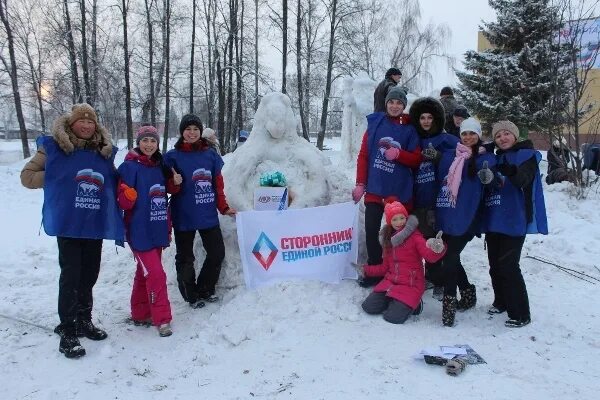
364, 202, 384, 265
361, 291, 413, 324
174, 225, 225, 303
442, 233, 473, 297
414, 207, 443, 286
486, 232, 529, 320
57, 237, 103, 328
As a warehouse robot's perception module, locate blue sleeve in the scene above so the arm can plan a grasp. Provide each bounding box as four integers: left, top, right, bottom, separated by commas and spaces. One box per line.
213, 150, 224, 175
117, 162, 136, 188
406, 125, 420, 151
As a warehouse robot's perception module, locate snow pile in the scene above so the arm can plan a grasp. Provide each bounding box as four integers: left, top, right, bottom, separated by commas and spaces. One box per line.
340, 75, 377, 164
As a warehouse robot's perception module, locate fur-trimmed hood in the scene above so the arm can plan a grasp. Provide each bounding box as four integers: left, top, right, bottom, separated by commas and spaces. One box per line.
379, 215, 419, 247
52, 115, 113, 159
409, 97, 446, 138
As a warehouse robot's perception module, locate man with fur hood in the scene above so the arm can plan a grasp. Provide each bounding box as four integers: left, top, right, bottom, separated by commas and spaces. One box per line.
409, 97, 459, 300
21, 103, 123, 358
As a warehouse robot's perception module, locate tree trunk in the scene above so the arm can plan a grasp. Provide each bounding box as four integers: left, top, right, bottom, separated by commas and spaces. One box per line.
317, 0, 337, 150
0, 0, 30, 158
143, 0, 156, 126
63, 0, 82, 103
282, 0, 287, 93
235, 0, 243, 137
91, 0, 98, 105
254, 0, 259, 110
189, 0, 196, 113
79, 0, 92, 105
162, 0, 171, 154
122, 0, 133, 149
226, 0, 235, 152
296, 0, 308, 140
217, 55, 225, 154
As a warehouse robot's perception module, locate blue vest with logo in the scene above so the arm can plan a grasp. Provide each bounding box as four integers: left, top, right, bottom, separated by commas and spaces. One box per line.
164, 148, 223, 231
484, 149, 548, 236
118, 160, 170, 251
414, 133, 460, 209
435, 149, 496, 236
38, 135, 124, 241
365, 113, 419, 203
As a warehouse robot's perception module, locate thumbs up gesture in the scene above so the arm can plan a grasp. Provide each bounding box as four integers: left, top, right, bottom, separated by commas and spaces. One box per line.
426, 231, 445, 253
477, 160, 494, 184
172, 167, 183, 185
421, 142, 440, 162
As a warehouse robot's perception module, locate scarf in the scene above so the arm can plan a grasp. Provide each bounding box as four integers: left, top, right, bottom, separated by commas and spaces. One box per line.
446, 143, 473, 207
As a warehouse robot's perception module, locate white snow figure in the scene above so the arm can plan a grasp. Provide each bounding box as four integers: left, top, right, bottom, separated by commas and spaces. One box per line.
222, 92, 352, 210
340, 74, 376, 164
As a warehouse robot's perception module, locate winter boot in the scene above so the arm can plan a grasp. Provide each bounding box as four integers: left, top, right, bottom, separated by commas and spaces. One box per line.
457, 284, 477, 311
76, 319, 108, 341
412, 299, 424, 316
158, 323, 173, 337
432, 286, 444, 301
505, 317, 531, 328
59, 327, 86, 359
442, 295, 457, 327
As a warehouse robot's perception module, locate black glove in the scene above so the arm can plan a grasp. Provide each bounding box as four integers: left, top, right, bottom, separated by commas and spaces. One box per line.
477, 160, 494, 184
421, 143, 440, 162
498, 163, 518, 177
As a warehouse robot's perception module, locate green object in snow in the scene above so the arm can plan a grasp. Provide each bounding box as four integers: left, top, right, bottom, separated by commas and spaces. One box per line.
259, 171, 287, 187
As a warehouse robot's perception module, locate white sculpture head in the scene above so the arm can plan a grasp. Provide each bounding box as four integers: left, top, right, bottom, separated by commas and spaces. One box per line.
253, 92, 297, 140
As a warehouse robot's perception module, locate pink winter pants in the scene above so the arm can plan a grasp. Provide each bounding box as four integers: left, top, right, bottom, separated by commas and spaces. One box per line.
131, 248, 172, 326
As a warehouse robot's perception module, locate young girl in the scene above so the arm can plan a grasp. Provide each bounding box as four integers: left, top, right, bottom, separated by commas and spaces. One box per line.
164, 114, 236, 308
435, 117, 496, 327
117, 126, 180, 337
358, 201, 446, 324
484, 120, 548, 328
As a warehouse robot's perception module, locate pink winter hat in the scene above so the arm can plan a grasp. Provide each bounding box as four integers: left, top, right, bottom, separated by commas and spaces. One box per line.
384, 201, 408, 225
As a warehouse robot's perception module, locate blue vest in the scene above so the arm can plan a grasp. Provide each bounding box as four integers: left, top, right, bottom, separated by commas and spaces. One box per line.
164, 148, 224, 231
484, 149, 548, 236
414, 133, 460, 209
365, 113, 419, 202
118, 160, 170, 251
435, 149, 496, 236
38, 136, 124, 241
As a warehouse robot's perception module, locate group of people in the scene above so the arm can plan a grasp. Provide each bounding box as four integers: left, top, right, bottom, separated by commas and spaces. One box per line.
354, 73, 548, 328
21, 104, 234, 358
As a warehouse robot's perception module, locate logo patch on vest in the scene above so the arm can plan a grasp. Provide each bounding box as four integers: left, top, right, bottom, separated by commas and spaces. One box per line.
149, 184, 168, 221
192, 168, 215, 205
74, 169, 104, 210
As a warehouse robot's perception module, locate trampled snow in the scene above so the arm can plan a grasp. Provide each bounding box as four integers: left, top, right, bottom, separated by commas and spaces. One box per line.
1, 135, 599, 399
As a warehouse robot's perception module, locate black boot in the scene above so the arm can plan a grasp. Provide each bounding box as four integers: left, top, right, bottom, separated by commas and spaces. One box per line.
457, 284, 477, 311
59, 326, 86, 359
76, 319, 108, 341
442, 295, 457, 327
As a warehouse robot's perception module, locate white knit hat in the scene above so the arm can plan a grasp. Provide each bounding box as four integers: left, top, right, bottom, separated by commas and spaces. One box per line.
459, 117, 482, 138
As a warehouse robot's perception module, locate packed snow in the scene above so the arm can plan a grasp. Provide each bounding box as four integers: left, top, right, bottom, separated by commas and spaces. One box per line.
1, 132, 600, 399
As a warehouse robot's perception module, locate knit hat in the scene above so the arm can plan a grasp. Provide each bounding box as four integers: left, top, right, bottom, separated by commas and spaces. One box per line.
69, 103, 98, 126
440, 86, 454, 96
459, 117, 482, 138
384, 201, 408, 225
385, 67, 402, 79
136, 125, 159, 145
385, 87, 408, 107
492, 120, 519, 141
453, 105, 470, 119
179, 114, 203, 136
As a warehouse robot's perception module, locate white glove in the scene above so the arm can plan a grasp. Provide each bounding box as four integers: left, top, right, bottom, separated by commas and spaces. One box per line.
477, 161, 494, 184
426, 231, 445, 253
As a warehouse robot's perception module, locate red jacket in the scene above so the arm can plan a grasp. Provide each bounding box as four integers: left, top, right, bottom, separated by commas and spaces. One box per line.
363, 216, 446, 308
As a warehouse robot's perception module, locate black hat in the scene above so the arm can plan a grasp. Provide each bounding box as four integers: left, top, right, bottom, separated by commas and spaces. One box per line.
385, 68, 402, 79
440, 86, 454, 96
453, 105, 470, 119
178, 114, 204, 136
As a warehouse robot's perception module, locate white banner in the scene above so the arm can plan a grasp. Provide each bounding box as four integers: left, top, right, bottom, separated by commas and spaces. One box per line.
236, 202, 359, 289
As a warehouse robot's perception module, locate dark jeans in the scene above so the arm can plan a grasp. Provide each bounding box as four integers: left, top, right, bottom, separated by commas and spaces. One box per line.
364, 202, 384, 265
414, 207, 443, 286
57, 237, 103, 328
442, 233, 474, 297
174, 225, 225, 303
486, 232, 529, 320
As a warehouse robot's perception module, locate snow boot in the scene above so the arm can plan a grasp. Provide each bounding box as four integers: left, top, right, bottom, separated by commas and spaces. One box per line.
412, 299, 424, 316
59, 327, 86, 359
158, 323, 172, 337
442, 295, 457, 327
76, 319, 108, 341
487, 305, 506, 315
505, 317, 531, 328
457, 284, 477, 311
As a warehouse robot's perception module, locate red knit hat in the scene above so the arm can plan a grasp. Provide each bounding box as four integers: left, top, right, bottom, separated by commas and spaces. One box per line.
384, 201, 408, 225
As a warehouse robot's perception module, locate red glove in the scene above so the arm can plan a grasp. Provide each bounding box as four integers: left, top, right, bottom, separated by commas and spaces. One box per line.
352, 184, 365, 203
120, 184, 138, 202
384, 147, 400, 161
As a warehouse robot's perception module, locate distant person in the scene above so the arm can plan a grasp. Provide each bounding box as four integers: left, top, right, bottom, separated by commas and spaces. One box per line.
546, 138, 574, 185
20, 103, 123, 358
237, 129, 250, 149
439, 86, 459, 133
373, 68, 402, 112
447, 105, 470, 138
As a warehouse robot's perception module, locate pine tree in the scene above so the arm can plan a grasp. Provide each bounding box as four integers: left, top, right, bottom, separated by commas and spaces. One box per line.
457, 0, 571, 134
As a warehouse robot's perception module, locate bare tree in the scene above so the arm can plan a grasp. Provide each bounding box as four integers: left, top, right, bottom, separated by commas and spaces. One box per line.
121, 0, 133, 148
189, 0, 196, 113
295, 0, 308, 140
282, 0, 288, 93
63, 0, 82, 103
78, 0, 92, 105
162, 0, 171, 153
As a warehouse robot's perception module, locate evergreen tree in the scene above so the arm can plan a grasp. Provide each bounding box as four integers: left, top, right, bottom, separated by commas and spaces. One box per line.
457, 0, 571, 134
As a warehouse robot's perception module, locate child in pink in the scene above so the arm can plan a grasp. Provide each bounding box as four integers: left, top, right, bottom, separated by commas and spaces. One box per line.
358, 201, 447, 324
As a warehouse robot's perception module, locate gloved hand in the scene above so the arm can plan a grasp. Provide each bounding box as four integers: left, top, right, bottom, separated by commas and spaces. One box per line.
350, 262, 364, 278
421, 143, 440, 162
384, 147, 400, 161
446, 358, 467, 376
426, 231, 445, 253
352, 184, 365, 203
120, 183, 138, 202
477, 161, 494, 184
498, 162, 518, 177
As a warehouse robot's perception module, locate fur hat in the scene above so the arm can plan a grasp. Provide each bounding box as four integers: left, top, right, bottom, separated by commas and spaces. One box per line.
179, 114, 204, 136
440, 86, 454, 96
202, 127, 218, 145
460, 117, 482, 138
453, 105, 470, 119
385, 67, 402, 79
492, 120, 519, 141
409, 97, 445, 137
384, 201, 408, 225
136, 125, 159, 145
68, 103, 98, 126
385, 87, 408, 107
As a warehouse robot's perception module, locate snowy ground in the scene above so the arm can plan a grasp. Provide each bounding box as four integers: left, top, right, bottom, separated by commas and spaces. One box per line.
1, 137, 599, 399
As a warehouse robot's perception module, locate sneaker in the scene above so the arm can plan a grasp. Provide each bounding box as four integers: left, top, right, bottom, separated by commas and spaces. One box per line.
505, 318, 531, 328
487, 305, 506, 315
189, 300, 206, 309
76, 319, 108, 341
158, 323, 172, 337
412, 299, 424, 316
59, 334, 86, 359
432, 286, 444, 301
